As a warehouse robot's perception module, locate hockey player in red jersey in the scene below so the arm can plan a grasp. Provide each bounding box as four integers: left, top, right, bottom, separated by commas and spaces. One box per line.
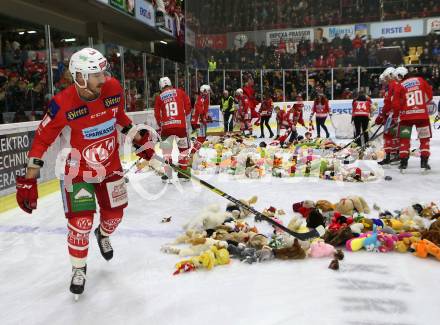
154, 76, 192, 182
235, 88, 252, 136
392, 67, 433, 171
242, 75, 260, 127
15, 48, 155, 298
375, 67, 400, 165
352, 91, 372, 146
276, 96, 306, 146
310, 93, 331, 138
258, 91, 274, 138
191, 84, 211, 154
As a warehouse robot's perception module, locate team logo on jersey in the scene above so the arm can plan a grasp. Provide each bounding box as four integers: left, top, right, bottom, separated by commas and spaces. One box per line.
66, 106, 89, 121
82, 136, 115, 165
48, 100, 61, 118
104, 95, 121, 108
160, 89, 177, 102
82, 118, 116, 140
402, 79, 420, 89
106, 178, 128, 208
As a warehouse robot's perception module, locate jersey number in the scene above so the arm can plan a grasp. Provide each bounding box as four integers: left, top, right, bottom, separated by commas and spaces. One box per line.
406, 90, 423, 107
165, 102, 178, 117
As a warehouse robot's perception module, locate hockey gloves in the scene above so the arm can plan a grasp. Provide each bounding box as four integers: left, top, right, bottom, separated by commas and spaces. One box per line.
133, 129, 155, 161
16, 176, 38, 214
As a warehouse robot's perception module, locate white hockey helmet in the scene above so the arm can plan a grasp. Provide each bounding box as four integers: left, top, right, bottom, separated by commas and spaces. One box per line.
379, 73, 385, 83
69, 48, 108, 88
235, 88, 243, 96
200, 84, 211, 93
382, 67, 395, 79
393, 66, 408, 80
159, 76, 172, 90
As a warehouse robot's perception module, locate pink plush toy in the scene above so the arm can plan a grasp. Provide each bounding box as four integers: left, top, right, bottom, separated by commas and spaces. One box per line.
377, 232, 398, 253
309, 241, 336, 257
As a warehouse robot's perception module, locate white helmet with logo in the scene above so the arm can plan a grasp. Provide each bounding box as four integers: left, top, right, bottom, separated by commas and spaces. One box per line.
159, 77, 172, 90
235, 88, 243, 96
200, 84, 211, 93
382, 67, 395, 79
69, 48, 108, 88
393, 66, 408, 80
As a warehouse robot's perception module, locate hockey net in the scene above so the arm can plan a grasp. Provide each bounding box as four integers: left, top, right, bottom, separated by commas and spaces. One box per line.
330, 114, 354, 139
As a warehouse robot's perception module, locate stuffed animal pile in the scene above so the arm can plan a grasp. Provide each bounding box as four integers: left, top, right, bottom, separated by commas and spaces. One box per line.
162, 195, 440, 276
184, 135, 383, 183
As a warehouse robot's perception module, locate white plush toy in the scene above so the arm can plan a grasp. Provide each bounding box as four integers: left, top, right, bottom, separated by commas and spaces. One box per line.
161, 238, 228, 257
183, 204, 230, 231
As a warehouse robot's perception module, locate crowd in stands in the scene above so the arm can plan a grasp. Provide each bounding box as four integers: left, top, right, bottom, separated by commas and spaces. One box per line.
189, 31, 440, 102
188, 0, 440, 34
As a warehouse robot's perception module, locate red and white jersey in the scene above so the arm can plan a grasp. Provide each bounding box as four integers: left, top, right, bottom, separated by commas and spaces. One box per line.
191, 94, 210, 125
280, 106, 305, 129
237, 95, 251, 121
154, 87, 191, 132
28, 77, 132, 178
278, 111, 290, 129
259, 98, 273, 117
312, 99, 330, 118
387, 80, 399, 118
290, 103, 306, 126
352, 100, 371, 117
394, 76, 433, 121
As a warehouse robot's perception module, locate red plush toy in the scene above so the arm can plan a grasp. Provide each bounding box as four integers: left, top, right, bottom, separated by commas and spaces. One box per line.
292, 200, 315, 219
328, 212, 354, 232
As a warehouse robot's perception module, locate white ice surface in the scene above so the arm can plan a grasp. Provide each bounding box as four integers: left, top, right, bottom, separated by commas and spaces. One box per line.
1, 129, 440, 325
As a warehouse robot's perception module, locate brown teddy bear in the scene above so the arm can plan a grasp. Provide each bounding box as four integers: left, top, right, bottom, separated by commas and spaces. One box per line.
421, 219, 440, 246
316, 200, 335, 212
335, 196, 370, 216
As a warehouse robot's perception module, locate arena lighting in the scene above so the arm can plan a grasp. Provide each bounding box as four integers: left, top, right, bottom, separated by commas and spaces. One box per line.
160, 40, 167, 44
62, 38, 76, 42
27, 30, 37, 34
116, 52, 121, 57
18, 32, 25, 35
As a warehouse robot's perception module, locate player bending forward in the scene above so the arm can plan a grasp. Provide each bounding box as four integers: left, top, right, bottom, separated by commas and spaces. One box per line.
15, 48, 154, 299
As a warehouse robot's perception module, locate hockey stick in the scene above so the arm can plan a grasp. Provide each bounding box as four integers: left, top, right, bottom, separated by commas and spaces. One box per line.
333, 122, 377, 153
152, 154, 325, 241
344, 124, 384, 159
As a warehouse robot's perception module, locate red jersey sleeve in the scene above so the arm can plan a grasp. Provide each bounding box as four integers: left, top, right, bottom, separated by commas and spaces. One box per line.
28, 98, 67, 159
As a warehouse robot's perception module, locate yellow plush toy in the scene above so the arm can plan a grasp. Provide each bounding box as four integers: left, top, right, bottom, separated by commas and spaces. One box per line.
395, 233, 421, 253
173, 246, 230, 274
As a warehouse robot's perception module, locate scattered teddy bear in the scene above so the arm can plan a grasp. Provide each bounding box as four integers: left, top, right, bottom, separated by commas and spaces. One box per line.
226, 196, 258, 219
421, 218, 440, 246
183, 204, 230, 231
161, 237, 228, 257
273, 238, 306, 260
292, 200, 316, 218
335, 195, 370, 216
315, 200, 335, 212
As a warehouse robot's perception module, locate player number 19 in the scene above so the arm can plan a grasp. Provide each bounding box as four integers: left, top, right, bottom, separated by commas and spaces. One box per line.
165, 102, 178, 117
